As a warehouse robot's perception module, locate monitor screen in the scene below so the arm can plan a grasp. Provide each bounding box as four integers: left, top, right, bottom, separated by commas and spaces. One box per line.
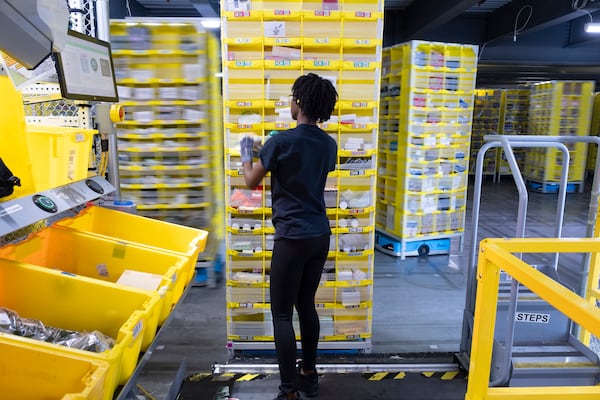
52, 29, 119, 102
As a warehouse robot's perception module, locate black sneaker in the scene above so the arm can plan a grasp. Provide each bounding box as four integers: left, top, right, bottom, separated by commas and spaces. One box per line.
273, 391, 303, 400
297, 363, 319, 398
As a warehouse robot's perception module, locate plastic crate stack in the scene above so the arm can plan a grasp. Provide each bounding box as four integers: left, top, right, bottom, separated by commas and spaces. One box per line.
221, 0, 383, 352
525, 81, 595, 193
469, 89, 502, 178
586, 93, 600, 174
497, 88, 530, 178
109, 20, 218, 230
376, 41, 477, 258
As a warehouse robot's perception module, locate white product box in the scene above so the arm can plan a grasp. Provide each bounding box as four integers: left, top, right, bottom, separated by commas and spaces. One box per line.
117, 86, 132, 99
159, 87, 180, 99
133, 87, 155, 100
271, 45, 301, 60
116, 270, 163, 291
180, 86, 203, 100
183, 63, 204, 81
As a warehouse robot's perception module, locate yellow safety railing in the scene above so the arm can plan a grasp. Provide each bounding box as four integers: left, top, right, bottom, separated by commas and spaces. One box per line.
582, 210, 600, 347
466, 238, 600, 400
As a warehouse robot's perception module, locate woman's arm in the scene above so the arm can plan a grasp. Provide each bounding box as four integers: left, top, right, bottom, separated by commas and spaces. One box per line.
243, 158, 267, 189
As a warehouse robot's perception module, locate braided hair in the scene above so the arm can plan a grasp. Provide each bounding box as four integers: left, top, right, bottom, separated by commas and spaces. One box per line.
291, 73, 338, 123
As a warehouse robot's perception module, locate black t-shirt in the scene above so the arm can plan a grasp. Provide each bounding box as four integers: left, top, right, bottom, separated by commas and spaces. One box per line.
260, 124, 337, 240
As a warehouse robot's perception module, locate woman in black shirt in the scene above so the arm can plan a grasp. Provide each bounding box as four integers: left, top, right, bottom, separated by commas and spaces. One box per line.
241, 73, 338, 400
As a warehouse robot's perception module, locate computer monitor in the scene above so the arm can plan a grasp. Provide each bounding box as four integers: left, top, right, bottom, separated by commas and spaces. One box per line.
52, 29, 119, 102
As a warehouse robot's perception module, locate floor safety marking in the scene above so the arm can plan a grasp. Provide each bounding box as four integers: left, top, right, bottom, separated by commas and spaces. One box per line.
363, 371, 465, 381
393, 372, 406, 380
187, 371, 464, 384
215, 373, 237, 381
237, 373, 261, 381
186, 373, 266, 382
369, 372, 389, 381
188, 373, 212, 381
441, 371, 459, 380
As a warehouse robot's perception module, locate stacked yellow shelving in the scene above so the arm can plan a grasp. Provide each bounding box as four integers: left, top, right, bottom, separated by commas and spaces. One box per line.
586, 93, 600, 174
376, 41, 477, 258
469, 89, 502, 177
221, 0, 383, 352
497, 88, 530, 178
109, 20, 220, 231
525, 80, 594, 193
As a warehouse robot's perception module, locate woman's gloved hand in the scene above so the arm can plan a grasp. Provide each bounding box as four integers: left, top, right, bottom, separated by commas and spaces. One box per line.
240, 136, 254, 164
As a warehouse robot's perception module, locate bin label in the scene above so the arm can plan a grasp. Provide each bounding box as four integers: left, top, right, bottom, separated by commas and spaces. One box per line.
133, 320, 143, 338
355, 11, 372, 18
515, 312, 550, 324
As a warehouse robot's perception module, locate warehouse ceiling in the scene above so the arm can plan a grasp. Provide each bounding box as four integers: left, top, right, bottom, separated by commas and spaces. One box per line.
111, 0, 600, 87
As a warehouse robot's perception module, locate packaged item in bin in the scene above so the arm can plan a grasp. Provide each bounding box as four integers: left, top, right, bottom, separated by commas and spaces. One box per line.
49, 328, 115, 353
230, 188, 262, 208
0, 307, 53, 341
339, 189, 371, 209
0, 307, 114, 353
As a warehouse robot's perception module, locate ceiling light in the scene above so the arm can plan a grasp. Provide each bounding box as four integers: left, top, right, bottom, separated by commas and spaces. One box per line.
585, 22, 600, 32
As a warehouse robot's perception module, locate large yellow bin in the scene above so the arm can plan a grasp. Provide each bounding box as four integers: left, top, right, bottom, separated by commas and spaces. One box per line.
0, 225, 186, 343
0, 258, 153, 399
25, 124, 94, 192
55, 205, 209, 284
0, 335, 110, 400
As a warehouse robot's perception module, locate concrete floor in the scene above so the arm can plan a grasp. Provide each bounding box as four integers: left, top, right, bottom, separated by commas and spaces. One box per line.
123, 177, 594, 399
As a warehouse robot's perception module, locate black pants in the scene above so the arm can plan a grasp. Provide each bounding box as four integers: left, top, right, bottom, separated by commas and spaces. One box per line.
270, 234, 330, 394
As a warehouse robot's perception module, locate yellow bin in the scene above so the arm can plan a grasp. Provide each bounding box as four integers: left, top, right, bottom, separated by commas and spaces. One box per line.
0, 258, 153, 398
25, 124, 94, 192
0, 225, 186, 343
0, 335, 109, 400
55, 205, 209, 284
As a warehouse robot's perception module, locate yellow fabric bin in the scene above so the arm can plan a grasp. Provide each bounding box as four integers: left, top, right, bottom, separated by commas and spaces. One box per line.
0, 225, 185, 343
0, 258, 153, 398
55, 205, 208, 284
25, 124, 94, 192
0, 335, 110, 400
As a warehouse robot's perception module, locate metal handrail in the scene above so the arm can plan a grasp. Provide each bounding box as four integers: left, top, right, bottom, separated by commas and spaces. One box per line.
460, 136, 571, 386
